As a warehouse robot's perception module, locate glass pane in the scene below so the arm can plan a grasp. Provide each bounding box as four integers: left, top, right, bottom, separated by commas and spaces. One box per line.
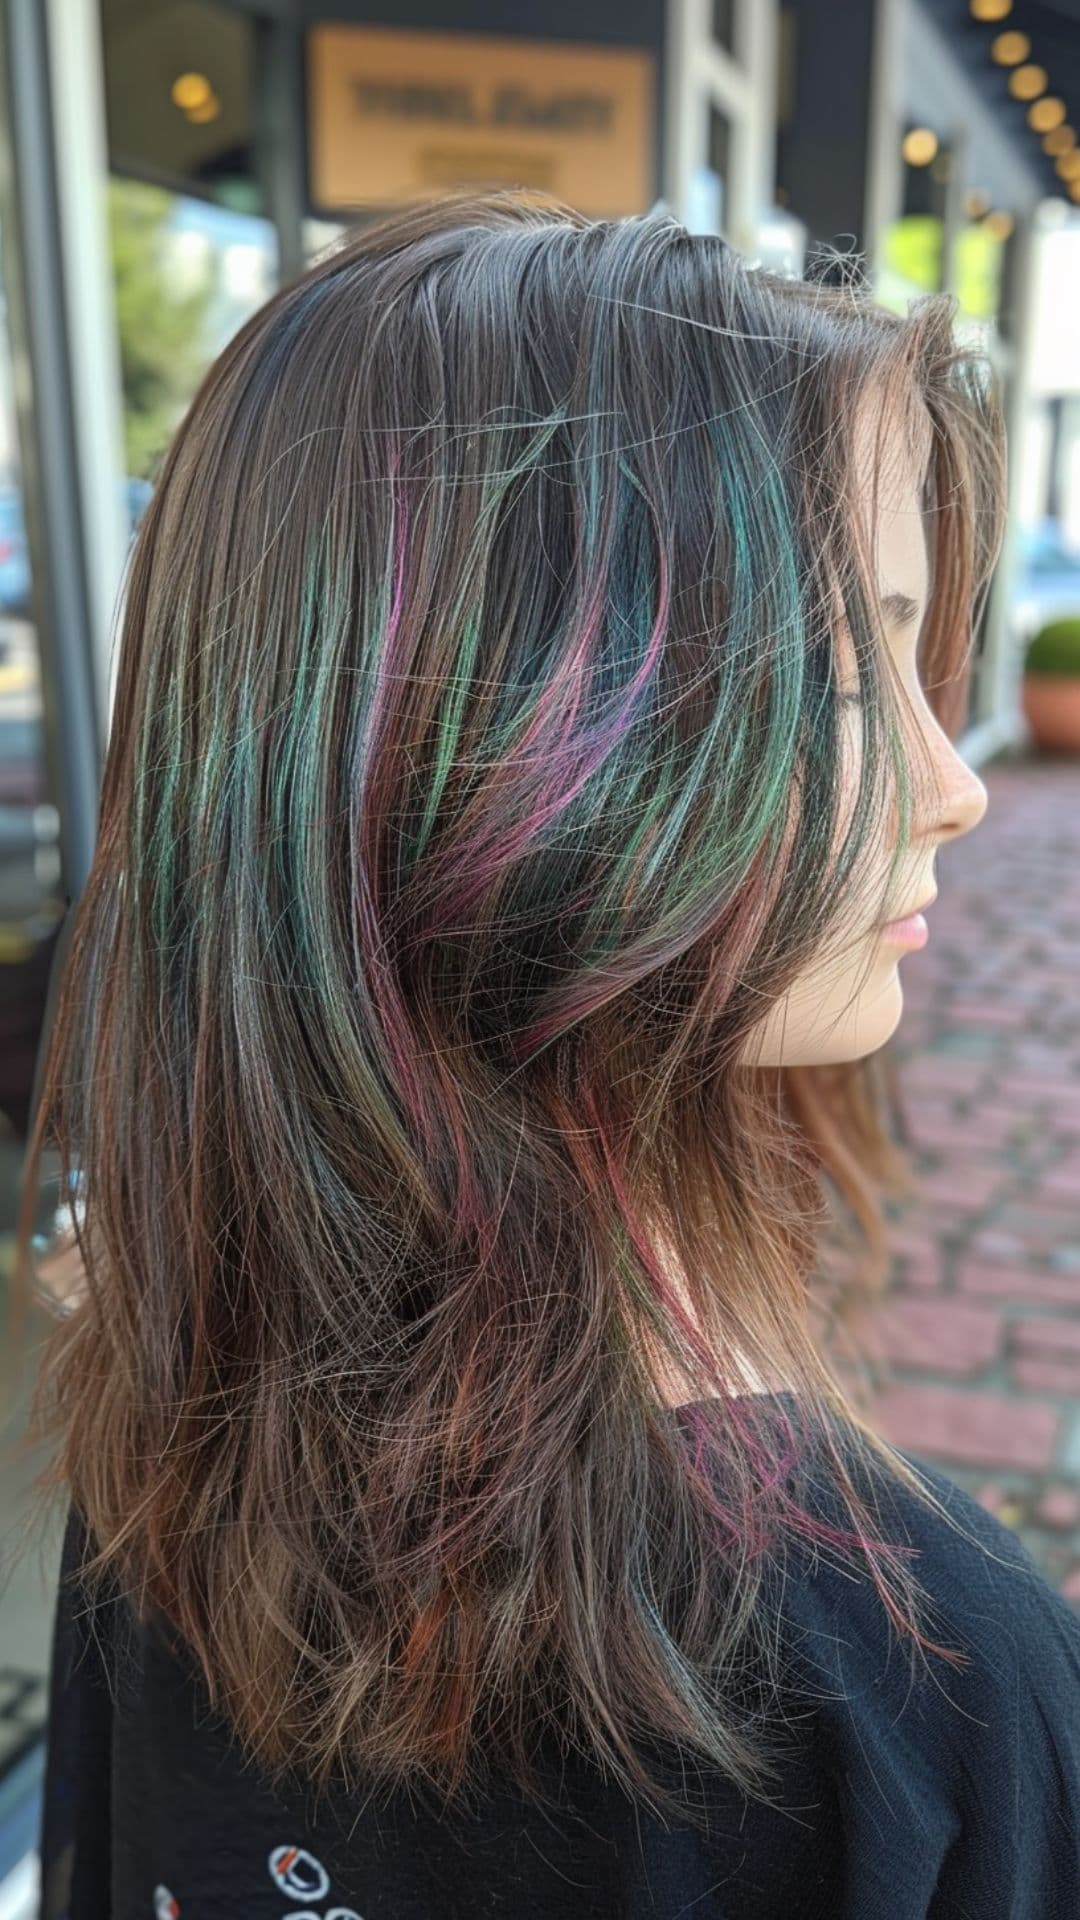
687, 104, 732, 237
953, 207, 1014, 351
101, 0, 278, 484
304, 217, 348, 266
107, 177, 277, 484
966, 598, 992, 730
875, 133, 949, 314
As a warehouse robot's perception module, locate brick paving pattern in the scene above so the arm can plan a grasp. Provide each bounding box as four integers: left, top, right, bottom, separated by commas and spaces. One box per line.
835, 748, 1080, 1600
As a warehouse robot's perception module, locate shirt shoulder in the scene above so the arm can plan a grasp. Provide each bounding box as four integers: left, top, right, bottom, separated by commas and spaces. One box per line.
772, 1436, 1080, 1917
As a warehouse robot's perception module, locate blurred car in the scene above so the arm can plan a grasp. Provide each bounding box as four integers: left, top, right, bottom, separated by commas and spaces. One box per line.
1012, 515, 1080, 640
0, 489, 31, 613
1021, 516, 1080, 573
0, 475, 154, 614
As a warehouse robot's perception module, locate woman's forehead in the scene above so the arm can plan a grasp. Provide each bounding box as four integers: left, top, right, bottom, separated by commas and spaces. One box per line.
849, 394, 931, 610
851, 389, 931, 504
875, 458, 931, 614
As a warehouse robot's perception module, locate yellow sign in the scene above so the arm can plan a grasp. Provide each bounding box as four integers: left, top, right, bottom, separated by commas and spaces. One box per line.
306, 23, 656, 218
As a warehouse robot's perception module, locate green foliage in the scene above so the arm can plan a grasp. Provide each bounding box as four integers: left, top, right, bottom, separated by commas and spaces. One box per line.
107, 178, 216, 481
1024, 617, 1080, 679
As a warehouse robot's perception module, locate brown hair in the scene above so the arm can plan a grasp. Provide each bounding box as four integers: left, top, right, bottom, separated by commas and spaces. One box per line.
9, 187, 1006, 1831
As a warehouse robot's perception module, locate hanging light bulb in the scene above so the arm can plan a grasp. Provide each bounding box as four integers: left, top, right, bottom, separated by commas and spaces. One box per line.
902, 127, 938, 166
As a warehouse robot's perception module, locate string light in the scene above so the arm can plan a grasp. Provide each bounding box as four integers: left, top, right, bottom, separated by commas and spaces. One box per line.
1029, 97, 1067, 132
990, 30, 1030, 63
901, 127, 938, 166
185, 93, 221, 123
171, 72, 211, 112
1008, 64, 1048, 100
973, 0, 1075, 197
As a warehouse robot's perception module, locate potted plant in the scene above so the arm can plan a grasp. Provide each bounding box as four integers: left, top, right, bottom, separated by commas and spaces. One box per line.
1021, 616, 1080, 754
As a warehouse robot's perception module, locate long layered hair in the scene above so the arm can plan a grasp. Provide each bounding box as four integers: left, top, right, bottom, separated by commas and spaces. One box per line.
11, 187, 1006, 1828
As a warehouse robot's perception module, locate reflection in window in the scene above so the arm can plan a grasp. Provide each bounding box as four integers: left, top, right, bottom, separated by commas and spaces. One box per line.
965, 597, 992, 730
101, 0, 261, 211
876, 130, 949, 316
954, 208, 1016, 351
682, 103, 732, 238
953, 223, 1005, 349
305, 218, 348, 266
108, 178, 276, 482
101, 0, 278, 481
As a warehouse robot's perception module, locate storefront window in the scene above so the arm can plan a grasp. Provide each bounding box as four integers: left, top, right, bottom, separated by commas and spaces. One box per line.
683, 102, 730, 236
876, 132, 949, 315
101, 0, 277, 484
966, 597, 993, 730
108, 177, 276, 482
304, 216, 348, 265
952, 209, 1013, 352
101, 0, 263, 211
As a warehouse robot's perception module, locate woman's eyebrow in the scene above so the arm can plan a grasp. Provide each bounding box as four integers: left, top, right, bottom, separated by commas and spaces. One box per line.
880, 589, 922, 631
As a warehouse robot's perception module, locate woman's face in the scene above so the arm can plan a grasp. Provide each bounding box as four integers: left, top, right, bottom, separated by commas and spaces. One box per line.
739, 398, 988, 1069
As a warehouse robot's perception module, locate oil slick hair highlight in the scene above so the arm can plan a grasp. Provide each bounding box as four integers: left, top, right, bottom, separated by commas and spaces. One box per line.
9, 188, 1007, 1830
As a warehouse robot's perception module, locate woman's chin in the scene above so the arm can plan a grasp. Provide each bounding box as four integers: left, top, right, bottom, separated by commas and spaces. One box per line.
810, 975, 905, 1065
853, 967, 905, 1054
735, 960, 906, 1068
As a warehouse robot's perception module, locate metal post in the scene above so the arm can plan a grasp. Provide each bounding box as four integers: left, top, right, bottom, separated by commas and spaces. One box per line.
0, 0, 104, 900
43, 0, 129, 752
254, 13, 308, 285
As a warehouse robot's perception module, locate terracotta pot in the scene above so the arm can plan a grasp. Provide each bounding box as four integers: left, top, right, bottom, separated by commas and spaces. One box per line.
1021, 673, 1080, 753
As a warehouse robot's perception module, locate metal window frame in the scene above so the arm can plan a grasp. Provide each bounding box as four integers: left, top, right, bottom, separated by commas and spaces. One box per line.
0, 0, 104, 902
662, 0, 779, 253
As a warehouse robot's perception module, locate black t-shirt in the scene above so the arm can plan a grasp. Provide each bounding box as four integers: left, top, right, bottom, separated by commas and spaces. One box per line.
39, 1411, 1080, 1920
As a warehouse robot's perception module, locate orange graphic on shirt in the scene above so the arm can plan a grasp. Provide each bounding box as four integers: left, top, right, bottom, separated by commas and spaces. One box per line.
268, 1844, 331, 1901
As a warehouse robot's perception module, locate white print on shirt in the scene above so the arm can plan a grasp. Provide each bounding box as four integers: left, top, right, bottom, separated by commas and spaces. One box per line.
268, 1846, 331, 1900
282, 1913, 363, 1919
152, 1888, 180, 1919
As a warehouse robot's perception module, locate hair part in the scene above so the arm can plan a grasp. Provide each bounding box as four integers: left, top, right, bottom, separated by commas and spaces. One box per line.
8, 186, 1007, 1830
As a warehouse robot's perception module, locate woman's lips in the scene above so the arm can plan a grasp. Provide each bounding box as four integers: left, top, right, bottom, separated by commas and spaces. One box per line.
881, 911, 929, 949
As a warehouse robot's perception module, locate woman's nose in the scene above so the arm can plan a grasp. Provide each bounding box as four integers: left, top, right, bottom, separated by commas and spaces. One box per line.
932, 742, 988, 844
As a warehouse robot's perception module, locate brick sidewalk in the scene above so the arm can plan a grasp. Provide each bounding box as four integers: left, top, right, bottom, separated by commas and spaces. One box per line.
840, 747, 1080, 1597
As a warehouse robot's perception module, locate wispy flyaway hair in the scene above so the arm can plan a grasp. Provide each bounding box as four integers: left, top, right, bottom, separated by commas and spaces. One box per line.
11, 187, 1007, 1829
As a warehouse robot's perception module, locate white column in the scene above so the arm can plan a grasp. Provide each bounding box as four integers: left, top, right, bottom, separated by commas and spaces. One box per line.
864, 0, 904, 284
43, 0, 128, 756
662, 0, 779, 253
982, 212, 1042, 745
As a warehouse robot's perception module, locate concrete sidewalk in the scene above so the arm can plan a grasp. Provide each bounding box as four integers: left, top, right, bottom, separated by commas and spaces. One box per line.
840, 747, 1080, 1598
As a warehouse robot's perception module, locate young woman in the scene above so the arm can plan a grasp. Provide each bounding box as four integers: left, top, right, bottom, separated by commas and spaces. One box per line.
14, 186, 1080, 1918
